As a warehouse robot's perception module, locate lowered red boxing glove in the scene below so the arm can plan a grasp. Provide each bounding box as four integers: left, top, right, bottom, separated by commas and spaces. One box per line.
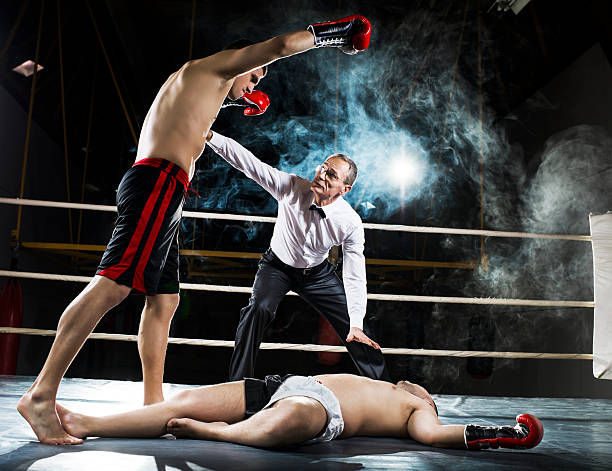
242, 90, 270, 116
465, 414, 544, 450
308, 15, 371, 55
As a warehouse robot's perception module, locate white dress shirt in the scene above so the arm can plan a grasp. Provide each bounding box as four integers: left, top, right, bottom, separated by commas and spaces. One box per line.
207, 131, 368, 329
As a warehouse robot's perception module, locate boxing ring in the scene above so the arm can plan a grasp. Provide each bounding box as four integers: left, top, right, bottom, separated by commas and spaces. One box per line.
1, 198, 611, 470
3, 0, 612, 467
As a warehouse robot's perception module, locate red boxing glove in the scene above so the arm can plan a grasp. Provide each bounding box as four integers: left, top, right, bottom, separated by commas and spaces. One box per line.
465, 414, 544, 450
308, 15, 371, 55
242, 90, 270, 116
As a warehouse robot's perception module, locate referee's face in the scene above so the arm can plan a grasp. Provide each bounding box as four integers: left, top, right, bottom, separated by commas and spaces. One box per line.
310, 157, 352, 200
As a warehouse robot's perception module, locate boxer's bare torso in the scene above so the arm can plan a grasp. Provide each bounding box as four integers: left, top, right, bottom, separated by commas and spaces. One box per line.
136, 53, 241, 180
313, 374, 429, 438
134, 31, 315, 181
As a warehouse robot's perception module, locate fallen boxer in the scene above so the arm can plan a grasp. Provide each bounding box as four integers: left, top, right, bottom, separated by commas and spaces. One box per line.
55, 373, 544, 450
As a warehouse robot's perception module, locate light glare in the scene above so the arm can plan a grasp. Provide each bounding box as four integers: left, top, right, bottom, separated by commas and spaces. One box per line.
389, 155, 424, 187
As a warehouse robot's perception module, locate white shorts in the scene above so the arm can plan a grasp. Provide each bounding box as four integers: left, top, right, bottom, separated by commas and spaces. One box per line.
263, 375, 344, 443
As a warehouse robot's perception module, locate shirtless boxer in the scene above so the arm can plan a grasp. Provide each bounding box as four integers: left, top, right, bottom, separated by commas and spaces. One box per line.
17, 15, 373, 445
55, 373, 544, 451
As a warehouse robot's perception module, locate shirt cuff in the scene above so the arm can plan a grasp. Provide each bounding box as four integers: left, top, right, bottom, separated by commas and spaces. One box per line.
349, 314, 364, 331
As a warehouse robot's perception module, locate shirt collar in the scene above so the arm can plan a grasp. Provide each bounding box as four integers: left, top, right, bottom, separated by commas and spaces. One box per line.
310, 194, 344, 218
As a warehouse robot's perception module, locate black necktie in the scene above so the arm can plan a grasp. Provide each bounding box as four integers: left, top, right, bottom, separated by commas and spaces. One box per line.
309, 204, 326, 219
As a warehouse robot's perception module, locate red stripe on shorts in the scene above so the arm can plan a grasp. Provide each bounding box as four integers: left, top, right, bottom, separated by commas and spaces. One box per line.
133, 176, 177, 292
97, 170, 170, 282
134, 157, 163, 168
133, 158, 189, 192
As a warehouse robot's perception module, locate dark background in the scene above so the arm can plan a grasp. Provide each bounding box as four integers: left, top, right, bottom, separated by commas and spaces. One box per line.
1, 0, 612, 398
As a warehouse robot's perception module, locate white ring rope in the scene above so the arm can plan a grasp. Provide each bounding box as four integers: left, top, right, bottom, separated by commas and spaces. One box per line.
0, 327, 593, 360
0, 197, 592, 241
0, 270, 595, 307
0, 199, 595, 362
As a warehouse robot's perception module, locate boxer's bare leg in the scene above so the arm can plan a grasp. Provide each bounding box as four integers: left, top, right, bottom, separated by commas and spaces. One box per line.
17, 276, 131, 445
167, 396, 327, 448
138, 293, 180, 405
56, 381, 246, 438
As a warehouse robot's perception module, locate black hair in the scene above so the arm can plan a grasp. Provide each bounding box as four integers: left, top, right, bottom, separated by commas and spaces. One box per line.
223, 39, 268, 77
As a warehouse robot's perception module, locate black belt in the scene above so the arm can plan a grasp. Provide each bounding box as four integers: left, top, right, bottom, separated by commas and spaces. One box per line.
266, 248, 327, 275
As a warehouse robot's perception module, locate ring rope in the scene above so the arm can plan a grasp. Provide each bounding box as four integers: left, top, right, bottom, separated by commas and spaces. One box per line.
0, 327, 593, 360
0, 197, 592, 241
0, 270, 595, 308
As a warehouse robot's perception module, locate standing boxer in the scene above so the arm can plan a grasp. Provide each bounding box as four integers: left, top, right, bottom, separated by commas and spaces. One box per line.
18, 15, 373, 445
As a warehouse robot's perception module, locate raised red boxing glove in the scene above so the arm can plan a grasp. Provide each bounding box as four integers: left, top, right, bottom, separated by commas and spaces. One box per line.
464, 414, 544, 450
242, 90, 270, 116
307, 15, 371, 55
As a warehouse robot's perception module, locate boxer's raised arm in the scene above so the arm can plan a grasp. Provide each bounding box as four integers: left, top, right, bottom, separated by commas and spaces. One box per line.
215, 31, 315, 80
211, 15, 373, 80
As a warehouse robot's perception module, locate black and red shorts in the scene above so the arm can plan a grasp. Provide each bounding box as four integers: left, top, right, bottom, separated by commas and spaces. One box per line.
96, 158, 188, 295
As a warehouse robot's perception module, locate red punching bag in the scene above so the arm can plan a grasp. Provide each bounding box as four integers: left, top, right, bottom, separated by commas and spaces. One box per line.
317, 315, 341, 366
0, 278, 23, 374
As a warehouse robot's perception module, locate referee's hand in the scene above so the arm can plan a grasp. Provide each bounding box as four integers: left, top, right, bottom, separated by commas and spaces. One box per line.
346, 327, 381, 350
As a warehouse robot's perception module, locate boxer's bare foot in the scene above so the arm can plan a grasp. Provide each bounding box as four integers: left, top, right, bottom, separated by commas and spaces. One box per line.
166, 418, 228, 440
55, 403, 90, 440
17, 391, 82, 445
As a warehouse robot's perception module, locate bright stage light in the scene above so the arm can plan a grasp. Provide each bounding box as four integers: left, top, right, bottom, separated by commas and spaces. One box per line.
388, 154, 424, 187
